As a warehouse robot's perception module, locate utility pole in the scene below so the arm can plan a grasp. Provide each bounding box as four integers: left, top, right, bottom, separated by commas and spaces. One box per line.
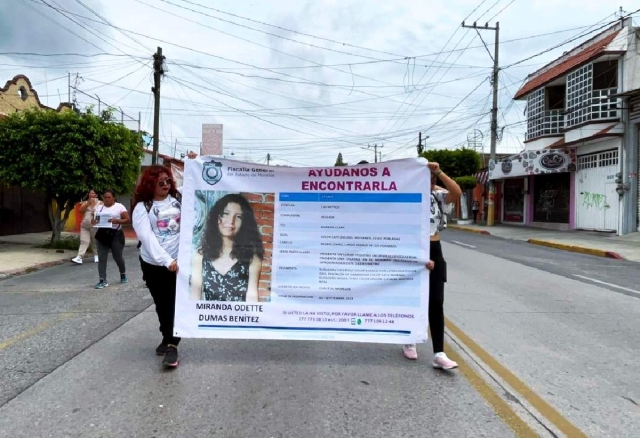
151, 47, 165, 165
266, 153, 271, 165
361, 143, 383, 163
173, 138, 178, 158
67, 72, 71, 104
462, 20, 499, 226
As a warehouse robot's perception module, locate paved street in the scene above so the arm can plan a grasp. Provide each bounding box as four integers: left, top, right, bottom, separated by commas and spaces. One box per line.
1, 234, 639, 437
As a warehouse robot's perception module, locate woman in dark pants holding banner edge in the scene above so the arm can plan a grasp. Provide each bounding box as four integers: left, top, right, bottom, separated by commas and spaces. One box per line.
403, 161, 462, 370
133, 153, 197, 368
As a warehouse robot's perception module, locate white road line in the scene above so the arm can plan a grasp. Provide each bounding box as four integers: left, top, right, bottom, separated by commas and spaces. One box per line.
573, 274, 640, 296
452, 240, 476, 249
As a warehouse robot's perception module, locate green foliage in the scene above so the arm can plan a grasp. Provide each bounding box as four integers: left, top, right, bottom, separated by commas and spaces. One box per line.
38, 234, 83, 251
0, 108, 144, 241
334, 152, 347, 166
453, 176, 478, 190
419, 148, 481, 178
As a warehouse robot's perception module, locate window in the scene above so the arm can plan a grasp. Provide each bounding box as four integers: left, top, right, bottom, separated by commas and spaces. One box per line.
578, 149, 618, 170
593, 60, 618, 90
566, 64, 593, 127
546, 85, 565, 110
18, 86, 28, 101
526, 88, 545, 140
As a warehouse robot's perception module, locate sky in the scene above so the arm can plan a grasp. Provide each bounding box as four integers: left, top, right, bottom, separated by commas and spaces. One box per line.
1, 0, 638, 167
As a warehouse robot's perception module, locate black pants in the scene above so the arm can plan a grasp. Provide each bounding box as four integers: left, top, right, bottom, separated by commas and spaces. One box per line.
97, 230, 126, 280
429, 241, 446, 354
140, 258, 181, 346
472, 210, 479, 222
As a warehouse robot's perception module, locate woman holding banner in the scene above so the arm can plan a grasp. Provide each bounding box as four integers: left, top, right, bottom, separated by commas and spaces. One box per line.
402, 162, 462, 370
132, 152, 196, 369
190, 194, 264, 302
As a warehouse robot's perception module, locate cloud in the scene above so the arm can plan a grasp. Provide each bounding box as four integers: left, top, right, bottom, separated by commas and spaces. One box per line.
0, 0, 113, 55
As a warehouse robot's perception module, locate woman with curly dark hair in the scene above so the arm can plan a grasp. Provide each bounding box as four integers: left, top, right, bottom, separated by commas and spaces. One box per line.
190, 194, 264, 302
132, 154, 197, 368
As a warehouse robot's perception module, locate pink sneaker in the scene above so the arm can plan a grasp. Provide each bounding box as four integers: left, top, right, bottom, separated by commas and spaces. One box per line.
433, 352, 458, 370
403, 344, 418, 360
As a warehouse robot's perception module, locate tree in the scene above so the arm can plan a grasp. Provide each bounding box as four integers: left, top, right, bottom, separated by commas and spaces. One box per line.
334, 152, 347, 166
0, 108, 144, 243
419, 148, 481, 178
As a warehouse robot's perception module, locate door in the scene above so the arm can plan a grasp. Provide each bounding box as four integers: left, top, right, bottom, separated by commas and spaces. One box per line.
576, 150, 620, 231
502, 179, 525, 223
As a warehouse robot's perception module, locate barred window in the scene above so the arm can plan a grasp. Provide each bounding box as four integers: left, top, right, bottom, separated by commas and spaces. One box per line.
566, 64, 593, 127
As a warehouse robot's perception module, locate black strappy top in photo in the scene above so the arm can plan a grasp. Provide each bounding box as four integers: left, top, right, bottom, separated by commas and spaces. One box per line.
201, 259, 250, 301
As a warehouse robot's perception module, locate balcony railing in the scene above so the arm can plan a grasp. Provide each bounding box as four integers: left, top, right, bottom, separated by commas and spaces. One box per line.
526, 109, 565, 141
591, 88, 620, 121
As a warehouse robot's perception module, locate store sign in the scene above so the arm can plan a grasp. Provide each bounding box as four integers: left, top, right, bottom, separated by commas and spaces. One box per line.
489, 148, 576, 180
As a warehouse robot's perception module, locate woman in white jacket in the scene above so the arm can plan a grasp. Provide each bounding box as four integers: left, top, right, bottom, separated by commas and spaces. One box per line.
132, 162, 189, 368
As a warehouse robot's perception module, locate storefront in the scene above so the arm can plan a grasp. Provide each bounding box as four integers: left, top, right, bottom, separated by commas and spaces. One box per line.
503, 178, 526, 223
489, 148, 576, 230
532, 172, 571, 225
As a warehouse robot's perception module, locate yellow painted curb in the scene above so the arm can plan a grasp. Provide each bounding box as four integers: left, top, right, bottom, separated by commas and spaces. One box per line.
448, 224, 491, 235
446, 318, 587, 438
527, 239, 624, 259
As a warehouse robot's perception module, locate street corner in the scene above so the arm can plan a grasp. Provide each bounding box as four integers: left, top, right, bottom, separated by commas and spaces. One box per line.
447, 224, 491, 235
526, 239, 625, 260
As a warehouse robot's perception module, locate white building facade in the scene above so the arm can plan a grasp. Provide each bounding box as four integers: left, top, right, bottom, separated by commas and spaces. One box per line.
489, 19, 640, 235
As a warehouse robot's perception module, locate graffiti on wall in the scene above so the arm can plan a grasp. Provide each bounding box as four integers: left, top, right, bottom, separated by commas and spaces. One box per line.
582, 191, 610, 211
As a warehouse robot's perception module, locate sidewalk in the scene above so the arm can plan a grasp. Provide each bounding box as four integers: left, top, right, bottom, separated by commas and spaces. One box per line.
447, 222, 640, 262
0, 228, 138, 278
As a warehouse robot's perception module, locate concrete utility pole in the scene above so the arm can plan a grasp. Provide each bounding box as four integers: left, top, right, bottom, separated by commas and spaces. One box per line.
361, 143, 383, 163
462, 20, 499, 226
152, 47, 165, 165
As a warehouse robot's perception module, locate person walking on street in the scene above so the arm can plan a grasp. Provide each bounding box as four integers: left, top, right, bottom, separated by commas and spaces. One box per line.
72, 189, 102, 264
133, 153, 196, 368
402, 161, 462, 370
93, 189, 130, 289
472, 198, 480, 223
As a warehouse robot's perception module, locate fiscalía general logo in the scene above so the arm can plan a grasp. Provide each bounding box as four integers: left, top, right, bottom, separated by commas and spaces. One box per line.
202, 160, 223, 185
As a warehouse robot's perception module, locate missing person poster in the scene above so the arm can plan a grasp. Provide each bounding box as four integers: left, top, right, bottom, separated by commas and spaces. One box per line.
175, 157, 431, 344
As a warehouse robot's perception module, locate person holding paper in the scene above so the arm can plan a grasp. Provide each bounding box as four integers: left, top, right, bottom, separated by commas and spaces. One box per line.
72, 189, 102, 264
402, 162, 462, 370
93, 189, 130, 289
190, 194, 264, 302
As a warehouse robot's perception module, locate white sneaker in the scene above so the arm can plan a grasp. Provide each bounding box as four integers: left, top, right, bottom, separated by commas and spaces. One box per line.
71, 256, 83, 264
94, 255, 99, 263
433, 352, 458, 370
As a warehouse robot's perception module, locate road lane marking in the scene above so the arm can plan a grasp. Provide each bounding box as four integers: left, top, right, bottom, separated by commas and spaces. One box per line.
0, 313, 74, 351
446, 318, 587, 438
572, 275, 640, 297
444, 343, 539, 437
452, 240, 476, 249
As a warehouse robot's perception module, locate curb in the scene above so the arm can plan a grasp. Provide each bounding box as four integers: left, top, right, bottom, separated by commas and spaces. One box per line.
526, 239, 625, 260
0, 260, 67, 279
448, 224, 491, 235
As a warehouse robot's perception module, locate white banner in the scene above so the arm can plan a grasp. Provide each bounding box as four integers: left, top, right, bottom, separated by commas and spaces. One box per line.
175, 157, 431, 344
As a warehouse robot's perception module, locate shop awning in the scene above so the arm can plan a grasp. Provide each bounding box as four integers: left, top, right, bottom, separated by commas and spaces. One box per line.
474, 169, 489, 185
489, 148, 576, 180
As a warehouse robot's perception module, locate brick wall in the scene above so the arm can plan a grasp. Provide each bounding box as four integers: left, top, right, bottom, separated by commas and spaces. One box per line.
241, 192, 275, 302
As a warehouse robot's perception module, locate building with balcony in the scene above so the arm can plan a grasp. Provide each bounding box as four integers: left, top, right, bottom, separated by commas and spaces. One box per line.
489, 19, 639, 235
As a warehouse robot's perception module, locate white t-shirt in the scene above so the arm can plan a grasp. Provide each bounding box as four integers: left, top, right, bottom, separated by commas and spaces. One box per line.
95, 203, 127, 229
430, 190, 451, 236
132, 196, 181, 267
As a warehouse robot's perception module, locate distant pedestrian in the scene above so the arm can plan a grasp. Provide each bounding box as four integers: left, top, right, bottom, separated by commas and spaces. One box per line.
402, 161, 462, 370
472, 198, 480, 223
72, 189, 102, 264
93, 189, 130, 289
133, 152, 196, 368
